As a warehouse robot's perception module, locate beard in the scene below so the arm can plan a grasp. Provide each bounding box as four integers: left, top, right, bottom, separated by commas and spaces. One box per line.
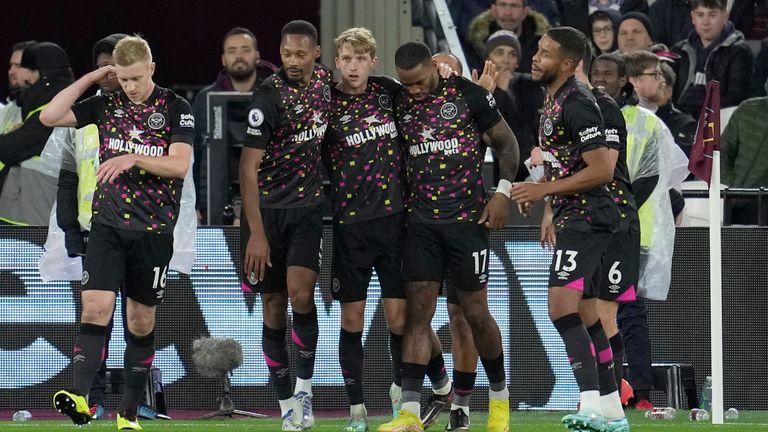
227, 61, 256, 81
535, 69, 558, 86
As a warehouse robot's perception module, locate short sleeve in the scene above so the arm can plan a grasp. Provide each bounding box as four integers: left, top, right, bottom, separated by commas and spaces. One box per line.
168, 96, 195, 145
563, 94, 606, 154
71, 95, 106, 129
242, 86, 282, 150
456, 77, 502, 132
596, 95, 625, 151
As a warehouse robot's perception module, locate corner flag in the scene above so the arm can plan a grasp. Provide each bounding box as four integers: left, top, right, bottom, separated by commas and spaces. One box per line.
688, 81, 720, 185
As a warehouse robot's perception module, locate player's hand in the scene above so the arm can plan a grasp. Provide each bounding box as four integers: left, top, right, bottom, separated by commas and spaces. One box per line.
530, 147, 543, 166
511, 181, 548, 204
89, 65, 116, 84
472, 60, 498, 93
478, 193, 510, 230
517, 201, 532, 217
540, 203, 555, 250
244, 231, 271, 284
437, 62, 457, 79
96, 154, 137, 184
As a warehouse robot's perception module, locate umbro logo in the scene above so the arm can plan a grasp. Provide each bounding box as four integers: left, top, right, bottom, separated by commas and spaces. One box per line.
340, 115, 352, 124
557, 271, 570, 279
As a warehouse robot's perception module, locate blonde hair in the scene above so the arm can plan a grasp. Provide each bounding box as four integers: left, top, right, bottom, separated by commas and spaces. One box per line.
113, 35, 153, 66
334, 27, 377, 57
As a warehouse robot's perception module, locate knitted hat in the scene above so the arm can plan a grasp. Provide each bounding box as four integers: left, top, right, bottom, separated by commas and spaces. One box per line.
484, 30, 522, 59
619, 12, 654, 41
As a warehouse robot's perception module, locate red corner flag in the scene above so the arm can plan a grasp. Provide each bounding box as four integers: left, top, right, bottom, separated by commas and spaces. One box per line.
688, 80, 721, 185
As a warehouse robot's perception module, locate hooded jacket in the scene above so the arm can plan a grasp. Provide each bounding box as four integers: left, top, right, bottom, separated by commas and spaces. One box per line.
671, 23, 753, 117
468, 9, 551, 74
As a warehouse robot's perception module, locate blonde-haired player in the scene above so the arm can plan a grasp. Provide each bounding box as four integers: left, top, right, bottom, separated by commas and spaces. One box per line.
42, 35, 194, 430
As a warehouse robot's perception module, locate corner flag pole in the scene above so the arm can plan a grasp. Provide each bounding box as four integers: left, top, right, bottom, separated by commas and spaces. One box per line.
710, 149, 723, 424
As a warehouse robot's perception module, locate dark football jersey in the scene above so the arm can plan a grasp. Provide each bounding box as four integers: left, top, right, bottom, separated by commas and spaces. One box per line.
243, 64, 333, 208
72, 86, 194, 233
538, 76, 620, 231
592, 87, 639, 229
324, 76, 405, 224
395, 75, 501, 223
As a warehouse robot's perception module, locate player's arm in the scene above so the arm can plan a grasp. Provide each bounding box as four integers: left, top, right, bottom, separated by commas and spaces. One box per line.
512, 95, 613, 203
96, 142, 192, 184
40, 66, 115, 127
240, 87, 279, 281
462, 78, 518, 229
240, 147, 271, 281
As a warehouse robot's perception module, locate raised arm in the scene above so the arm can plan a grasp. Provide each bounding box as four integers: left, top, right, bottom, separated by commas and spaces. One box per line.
40, 66, 115, 127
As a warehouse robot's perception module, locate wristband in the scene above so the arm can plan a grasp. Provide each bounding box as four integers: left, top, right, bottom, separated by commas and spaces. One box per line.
495, 179, 512, 198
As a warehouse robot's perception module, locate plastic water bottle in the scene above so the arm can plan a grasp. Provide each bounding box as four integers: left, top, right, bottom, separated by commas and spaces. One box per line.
701, 376, 712, 412
725, 408, 740, 421
689, 408, 710, 421
12, 410, 31, 421
645, 407, 676, 420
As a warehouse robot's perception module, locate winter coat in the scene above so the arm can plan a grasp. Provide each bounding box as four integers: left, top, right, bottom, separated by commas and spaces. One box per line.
671, 24, 754, 118
468, 9, 551, 74
721, 96, 768, 189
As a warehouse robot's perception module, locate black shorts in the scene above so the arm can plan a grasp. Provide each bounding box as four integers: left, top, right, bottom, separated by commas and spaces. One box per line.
240, 204, 324, 294
331, 213, 406, 303
82, 222, 174, 306
548, 225, 612, 296
586, 228, 640, 302
402, 222, 489, 292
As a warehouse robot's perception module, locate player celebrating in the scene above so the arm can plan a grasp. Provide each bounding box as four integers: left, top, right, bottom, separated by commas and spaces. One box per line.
378, 41, 519, 432
512, 27, 629, 431
41, 35, 194, 430
239, 20, 331, 431
324, 28, 456, 432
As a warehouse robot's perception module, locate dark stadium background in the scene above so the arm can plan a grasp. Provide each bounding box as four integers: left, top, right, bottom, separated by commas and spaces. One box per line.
1, 0, 321, 100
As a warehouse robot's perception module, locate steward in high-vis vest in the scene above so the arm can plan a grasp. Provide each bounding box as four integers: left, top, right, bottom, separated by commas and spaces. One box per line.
0, 42, 74, 225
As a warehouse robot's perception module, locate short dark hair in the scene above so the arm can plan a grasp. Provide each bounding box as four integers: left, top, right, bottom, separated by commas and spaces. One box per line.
223, 27, 258, 50
12, 40, 36, 53
690, 0, 726, 10
546, 27, 588, 64
621, 50, 658, 77
281, 20, 318, 45
659, 61, 676, 88
495, 0, 527, 6
595, 53, 627, 77
395, 41, 432, 70
581, 38, 593, 75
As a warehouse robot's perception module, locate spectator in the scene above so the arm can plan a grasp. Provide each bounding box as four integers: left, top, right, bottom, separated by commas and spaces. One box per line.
483, 30, 544, 181
561, 0, 646, 37
0, 42, 74, 225
590, 10, 621, 55
468, 0, 551, 74
191, 27, 276, 223
671, 0, 754, 118
751, 37, 768, 97
655, 62, 697, 155
721, 79, 768, 224
617, 12, 668, 53
649, 0, 694, 47
0, 41, 36, 134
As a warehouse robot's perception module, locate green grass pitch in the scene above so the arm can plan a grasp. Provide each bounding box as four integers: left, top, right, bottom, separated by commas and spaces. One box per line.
3, 411, 768, 431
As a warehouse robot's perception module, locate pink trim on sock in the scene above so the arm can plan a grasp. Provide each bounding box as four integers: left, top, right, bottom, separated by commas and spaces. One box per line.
140, 354, 155, 365
616, 285, 637, 302
598, 347, 614, 364
100, 347, 107, 362
263, 353, 283, 368
240, 282, 253, 293
568, 356, 574, 363
589, 343, 596, 357
73, 346, 82, 353
563, 278, 585, 292
291, 328, 307, 349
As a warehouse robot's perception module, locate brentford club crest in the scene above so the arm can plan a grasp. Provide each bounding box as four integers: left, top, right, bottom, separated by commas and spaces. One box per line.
440, 102, 457, 120
543, 117, 554, 136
